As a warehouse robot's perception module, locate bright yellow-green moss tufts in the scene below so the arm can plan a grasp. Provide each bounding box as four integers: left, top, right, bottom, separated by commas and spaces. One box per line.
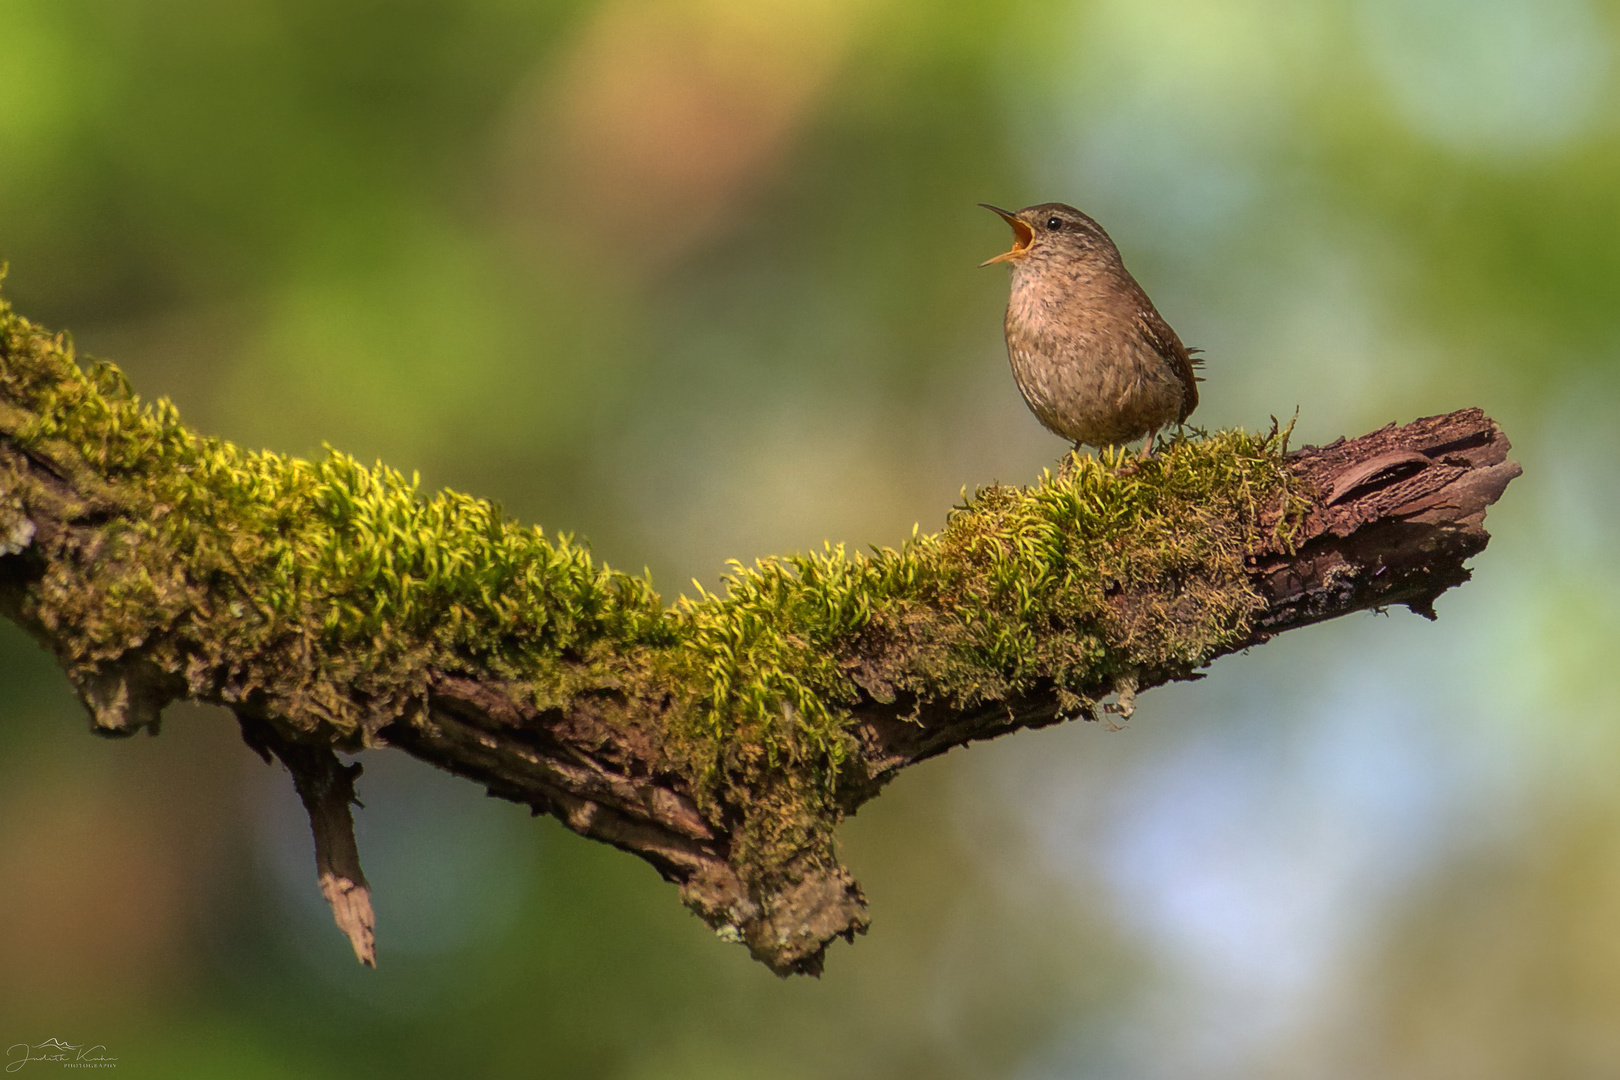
667, 429, 1305, 793
0, 300, 670, 738
0, 290, 1304, 851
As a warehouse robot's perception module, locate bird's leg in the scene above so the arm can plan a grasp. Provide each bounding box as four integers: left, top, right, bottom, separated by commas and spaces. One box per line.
1058, 443, 1083, 478
1139, 428, 1160, 460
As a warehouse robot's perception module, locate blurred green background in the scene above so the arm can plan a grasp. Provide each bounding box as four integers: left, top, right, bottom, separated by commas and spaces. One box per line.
0, 0, 1615, 1075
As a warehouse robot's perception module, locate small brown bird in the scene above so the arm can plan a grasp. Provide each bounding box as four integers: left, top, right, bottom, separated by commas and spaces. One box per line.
981, 202, 1200, 454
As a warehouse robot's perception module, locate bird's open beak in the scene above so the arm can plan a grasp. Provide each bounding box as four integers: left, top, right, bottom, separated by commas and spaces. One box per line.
979, 204, 1034, 266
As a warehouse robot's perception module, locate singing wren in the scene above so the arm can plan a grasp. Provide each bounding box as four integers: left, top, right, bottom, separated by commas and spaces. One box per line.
981, 202, 1200, 453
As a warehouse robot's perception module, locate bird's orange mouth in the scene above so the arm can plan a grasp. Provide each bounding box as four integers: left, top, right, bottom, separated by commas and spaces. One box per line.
979, 204, 1033, 266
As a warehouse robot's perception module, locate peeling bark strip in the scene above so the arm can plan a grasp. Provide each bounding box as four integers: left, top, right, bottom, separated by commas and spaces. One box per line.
1248, 411, 1521, 631
0, 298, 1518, 976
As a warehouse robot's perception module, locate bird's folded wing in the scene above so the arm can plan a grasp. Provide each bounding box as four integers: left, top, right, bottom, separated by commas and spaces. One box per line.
1134, 309, 1201, 421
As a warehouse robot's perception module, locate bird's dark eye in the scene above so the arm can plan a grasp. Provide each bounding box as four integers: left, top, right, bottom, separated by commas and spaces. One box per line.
1046, 216, 1063, 231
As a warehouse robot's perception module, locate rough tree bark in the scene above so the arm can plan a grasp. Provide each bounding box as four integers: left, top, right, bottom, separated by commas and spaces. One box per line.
0, 298, 1519, 976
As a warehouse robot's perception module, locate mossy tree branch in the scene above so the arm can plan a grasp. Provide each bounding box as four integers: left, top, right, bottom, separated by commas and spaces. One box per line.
0, 294, 1519, 975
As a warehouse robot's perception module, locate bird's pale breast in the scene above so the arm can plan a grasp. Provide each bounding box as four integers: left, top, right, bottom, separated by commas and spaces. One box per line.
1003, 265, 1186, 448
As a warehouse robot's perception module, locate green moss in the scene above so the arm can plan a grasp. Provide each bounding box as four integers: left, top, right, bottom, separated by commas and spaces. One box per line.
0, 291, 1305, 896
0, 300, 670, 740
668, 427, 1304, 795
